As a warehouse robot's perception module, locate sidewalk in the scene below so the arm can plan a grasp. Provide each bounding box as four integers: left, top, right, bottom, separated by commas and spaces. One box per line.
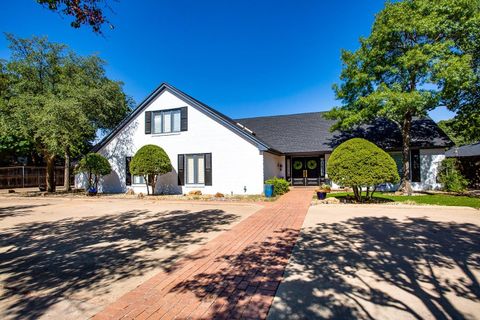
93, 188, 313, 320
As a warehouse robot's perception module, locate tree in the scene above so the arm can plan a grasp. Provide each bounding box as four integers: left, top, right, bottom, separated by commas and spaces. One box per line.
0, 34, 132, 191
437, 158, 469, 192
326, 0, 480, 194
438, 119, 478, 146
36, 0, 114, 33
129, 145, 173, 195
76, 153, 111, 191
327, 138, 400, 202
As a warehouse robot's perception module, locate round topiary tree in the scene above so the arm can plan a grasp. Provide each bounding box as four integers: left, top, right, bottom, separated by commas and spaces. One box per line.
327, 138, 400, 202
130, 144, 172, 195
76, 153, 112, 192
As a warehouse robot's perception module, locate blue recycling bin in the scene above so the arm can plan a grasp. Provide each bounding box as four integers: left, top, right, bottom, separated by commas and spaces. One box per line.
264, 184, 274, 197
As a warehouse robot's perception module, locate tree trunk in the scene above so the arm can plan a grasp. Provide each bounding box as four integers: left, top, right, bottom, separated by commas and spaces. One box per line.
144, 175, 149, 195
371, 185, 377, 199
353, 185, 359, 201
64, 151, 71, 192
366, 186, 370, 200
151, 175, 157, 195
399, 112, 413, 195
45, 154, 56, 192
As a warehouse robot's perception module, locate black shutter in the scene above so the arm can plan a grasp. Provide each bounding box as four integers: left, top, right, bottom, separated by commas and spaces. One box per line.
320, 157, 325, 177
205, 153, 212, 186
125, 157, 132, 186
286, 156, 291, 181
411, 149, 421, 182
178, 154, 185, 186
180, 107, 188, 131
145, 111, 152, 134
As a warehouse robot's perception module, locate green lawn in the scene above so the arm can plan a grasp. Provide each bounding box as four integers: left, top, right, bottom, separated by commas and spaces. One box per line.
327, 192, 480, 209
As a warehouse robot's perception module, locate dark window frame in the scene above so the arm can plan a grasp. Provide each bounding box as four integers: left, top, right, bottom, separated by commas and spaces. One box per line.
185, 153, 206, 185
151, 108, 182, 134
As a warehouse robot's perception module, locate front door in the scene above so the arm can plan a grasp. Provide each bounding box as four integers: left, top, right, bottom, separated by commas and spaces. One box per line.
291, 157, 321, 186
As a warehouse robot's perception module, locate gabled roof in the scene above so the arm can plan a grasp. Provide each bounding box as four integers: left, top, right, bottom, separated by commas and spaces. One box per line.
93, 83, 273, 152
94, 83, 453, 155
446, 142, 480, 157
236, 112, 454, 153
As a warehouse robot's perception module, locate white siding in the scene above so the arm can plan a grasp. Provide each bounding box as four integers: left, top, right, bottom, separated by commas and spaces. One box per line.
325, 149, 446, 191
412, 148, 445, 191
76, 89, 264, 195
263, 152, 285, 181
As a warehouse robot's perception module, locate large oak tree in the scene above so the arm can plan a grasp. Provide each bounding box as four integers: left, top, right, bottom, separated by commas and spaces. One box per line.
0, 34, 132, 191
326, 0, 479, 193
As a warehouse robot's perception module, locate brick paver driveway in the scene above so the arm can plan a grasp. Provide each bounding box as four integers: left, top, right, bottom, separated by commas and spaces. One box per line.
94, 188, 313, 320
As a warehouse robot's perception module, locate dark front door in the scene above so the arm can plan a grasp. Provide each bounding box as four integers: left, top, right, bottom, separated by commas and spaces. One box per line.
291, 157, 321, 186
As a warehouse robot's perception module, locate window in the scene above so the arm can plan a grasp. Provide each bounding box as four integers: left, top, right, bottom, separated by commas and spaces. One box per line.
186, 154, 205, 184
390, 152, 403, 177
125, 157, 132, 186
152, 109, 181, 134
153, 113, 162, 133
411, 149, 421, 182
133, 175, 145, 184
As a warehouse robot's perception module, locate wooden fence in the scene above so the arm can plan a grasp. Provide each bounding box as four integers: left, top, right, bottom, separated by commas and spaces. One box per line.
0, 166, 73, 189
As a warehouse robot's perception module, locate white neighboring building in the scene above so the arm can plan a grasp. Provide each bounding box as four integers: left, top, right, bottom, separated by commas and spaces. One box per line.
76, 83, 453, 194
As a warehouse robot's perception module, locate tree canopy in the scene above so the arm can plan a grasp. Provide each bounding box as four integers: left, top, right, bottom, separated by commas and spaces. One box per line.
130, 145, 173, 195
438, 119, 478, 146
327, 138, 400, 202
36, 0, 113, 33
0, 34, 132, 191
326, 0, 480, 193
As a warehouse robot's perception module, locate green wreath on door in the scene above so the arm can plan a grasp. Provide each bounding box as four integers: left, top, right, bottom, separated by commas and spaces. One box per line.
293, 160, 303, 170
307, 159, 317, 170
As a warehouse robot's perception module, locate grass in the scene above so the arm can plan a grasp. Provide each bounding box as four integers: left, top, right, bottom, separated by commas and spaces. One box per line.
327, 192, 480, 209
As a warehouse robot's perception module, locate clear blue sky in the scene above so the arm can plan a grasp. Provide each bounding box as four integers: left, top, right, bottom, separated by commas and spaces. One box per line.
1, 0, 454, 121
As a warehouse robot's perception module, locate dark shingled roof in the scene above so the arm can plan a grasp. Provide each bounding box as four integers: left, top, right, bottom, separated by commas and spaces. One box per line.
445, 142, 480, 157
236, 112, 453, 154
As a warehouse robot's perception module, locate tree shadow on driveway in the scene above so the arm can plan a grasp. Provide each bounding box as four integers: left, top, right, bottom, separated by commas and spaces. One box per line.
0, 208, 239, 319
0, 204, 50, 220
269, 217, 480, 320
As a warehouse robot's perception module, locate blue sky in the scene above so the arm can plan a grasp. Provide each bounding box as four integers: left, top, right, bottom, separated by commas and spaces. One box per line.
1, 0, 454, 121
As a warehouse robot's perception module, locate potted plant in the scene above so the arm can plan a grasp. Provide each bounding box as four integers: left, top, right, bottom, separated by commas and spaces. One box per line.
316, 184, 331, 200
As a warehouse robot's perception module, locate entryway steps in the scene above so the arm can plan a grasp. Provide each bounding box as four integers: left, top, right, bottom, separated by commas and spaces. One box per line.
93, 188, 313, 320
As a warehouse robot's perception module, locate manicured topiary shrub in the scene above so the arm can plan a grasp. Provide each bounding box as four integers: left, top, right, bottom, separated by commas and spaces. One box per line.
130, 144, 172, 195
265, 177, 290, 196
438, 158, 469, 192
327, 138, 400, 202
76, 153, 112, 192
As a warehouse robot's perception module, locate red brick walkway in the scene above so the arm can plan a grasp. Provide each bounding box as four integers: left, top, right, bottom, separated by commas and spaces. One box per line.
93, 189, 313, 320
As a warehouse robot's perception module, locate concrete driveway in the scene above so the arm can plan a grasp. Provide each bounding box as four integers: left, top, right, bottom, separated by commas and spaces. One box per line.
0, 197, 261, 320
269, 204, 480, 320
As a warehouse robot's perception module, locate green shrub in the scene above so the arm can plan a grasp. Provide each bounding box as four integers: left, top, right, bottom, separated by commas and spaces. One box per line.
130, 144, 172, 195
327, 138, 400, 202
76, 153, 112, 190
265, 177, 290, 196
438, 158, 469, 192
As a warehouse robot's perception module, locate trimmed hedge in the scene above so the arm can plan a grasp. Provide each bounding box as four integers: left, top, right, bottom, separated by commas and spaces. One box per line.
327, 138, 400, 201
265, 177, 290, 196
76, 153, 112, 190
130, 144, 172, 195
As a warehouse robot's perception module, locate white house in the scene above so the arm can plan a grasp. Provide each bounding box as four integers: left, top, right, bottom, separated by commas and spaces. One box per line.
76, 83, 453, 194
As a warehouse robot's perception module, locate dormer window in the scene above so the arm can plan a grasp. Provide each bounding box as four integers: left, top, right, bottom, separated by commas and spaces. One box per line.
145, 107, 187, 134
152, 109, 181, 133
